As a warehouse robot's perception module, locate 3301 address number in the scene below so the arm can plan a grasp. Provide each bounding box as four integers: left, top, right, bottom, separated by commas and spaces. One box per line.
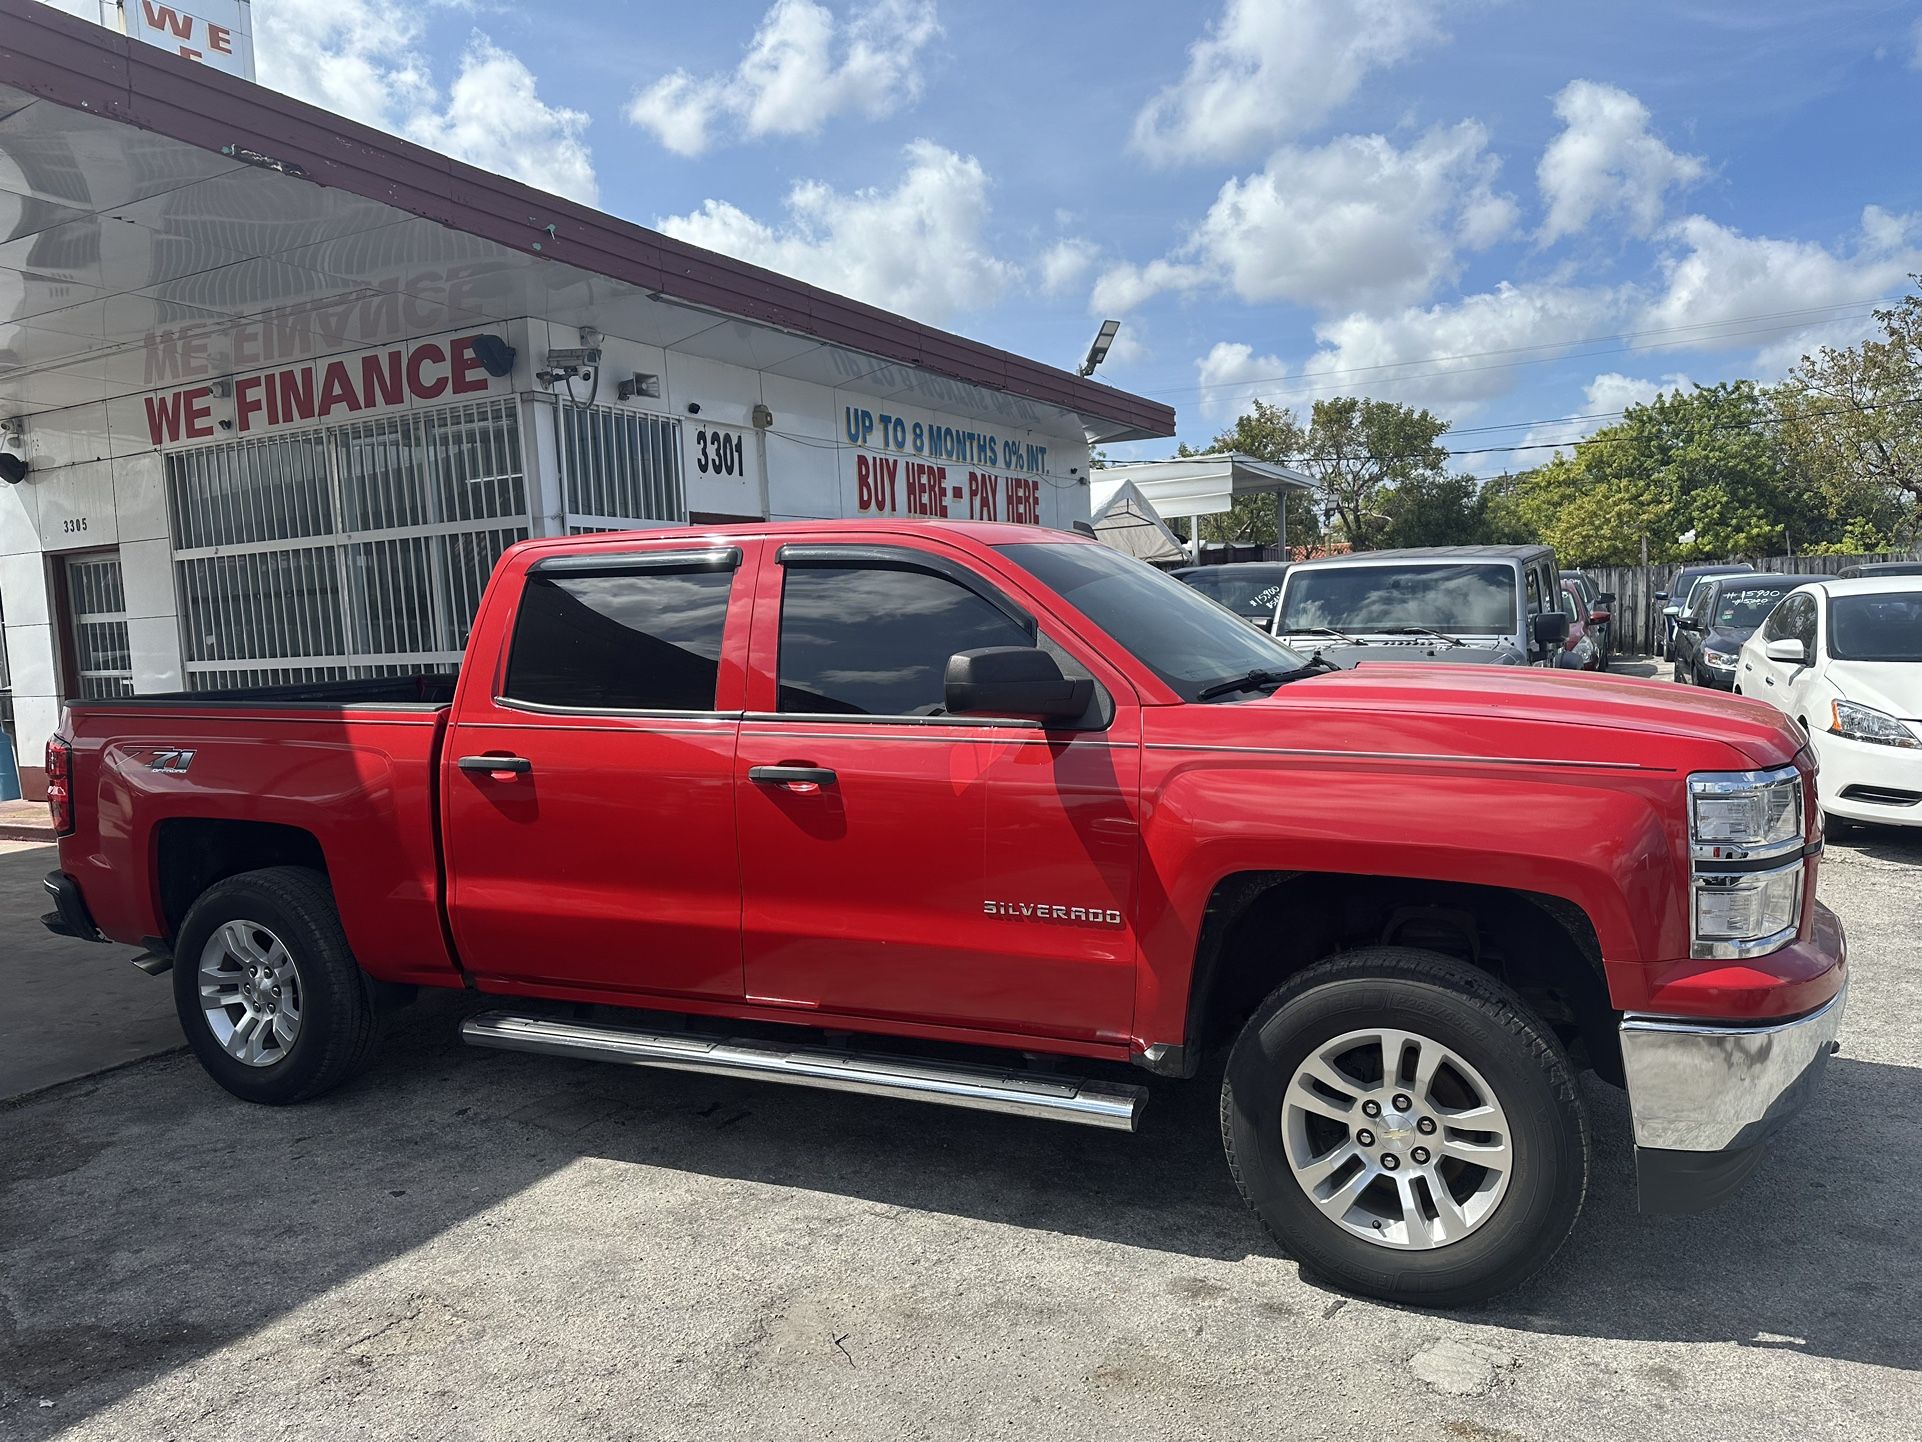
693, 427, 748, 478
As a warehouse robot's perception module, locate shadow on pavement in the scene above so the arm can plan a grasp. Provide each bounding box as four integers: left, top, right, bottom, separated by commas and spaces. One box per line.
1824, 819, 1922, 866
3, 989, 1917, 1435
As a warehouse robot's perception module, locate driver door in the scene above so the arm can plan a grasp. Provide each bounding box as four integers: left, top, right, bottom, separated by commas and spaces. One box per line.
734, 541, 1140, 1045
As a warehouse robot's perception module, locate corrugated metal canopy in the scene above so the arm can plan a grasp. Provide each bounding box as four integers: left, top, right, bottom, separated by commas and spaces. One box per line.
0, 0, 1174, 441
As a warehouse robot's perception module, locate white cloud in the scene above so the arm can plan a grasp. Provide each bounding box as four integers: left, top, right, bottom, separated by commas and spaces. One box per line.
1092, 122, 1517, 315
407, 38, 598, 205
1132, 0, 1444, 166
1517, 370, 1696, 454
655, 141, 1017, 324
1537, 81, 1705, 245
627, 0, 940, 157
1038, 238, 1100, 297
1090, 258, 1210, 315
248, 2, 597, 203
1302, 282, 1626, 414
1196, 341, 1289, 421
253, 0, 436, 130
1642, 207, 1922, 371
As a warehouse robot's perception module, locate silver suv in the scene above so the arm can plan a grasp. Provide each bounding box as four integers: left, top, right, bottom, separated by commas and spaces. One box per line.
1272, 546, 1570, 669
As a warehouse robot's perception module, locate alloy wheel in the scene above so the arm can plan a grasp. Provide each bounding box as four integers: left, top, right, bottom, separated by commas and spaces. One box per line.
1281, 1027, 1513, 1250
197, 919, 303, 1067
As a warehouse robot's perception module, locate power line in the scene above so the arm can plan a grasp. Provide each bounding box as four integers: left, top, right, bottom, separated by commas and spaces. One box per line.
1249, 392, 1922, 466
1138, 296, 1903, 402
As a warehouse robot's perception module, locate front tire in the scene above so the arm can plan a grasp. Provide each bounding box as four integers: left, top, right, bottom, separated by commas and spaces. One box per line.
172, 867, 378, 1105
1220, 947, 1589, 1306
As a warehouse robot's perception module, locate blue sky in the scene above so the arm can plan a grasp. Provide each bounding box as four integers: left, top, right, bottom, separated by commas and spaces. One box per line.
46, 0, 1922, 468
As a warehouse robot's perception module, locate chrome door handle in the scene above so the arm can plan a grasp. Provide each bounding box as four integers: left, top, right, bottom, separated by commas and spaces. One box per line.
459, 754, 532, 774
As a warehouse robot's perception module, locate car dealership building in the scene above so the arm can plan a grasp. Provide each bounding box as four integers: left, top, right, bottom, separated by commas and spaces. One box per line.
0, 0, 1173, 793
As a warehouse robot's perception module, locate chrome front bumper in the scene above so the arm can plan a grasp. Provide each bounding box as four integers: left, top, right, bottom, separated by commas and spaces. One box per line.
1619, 981, 1847, 1212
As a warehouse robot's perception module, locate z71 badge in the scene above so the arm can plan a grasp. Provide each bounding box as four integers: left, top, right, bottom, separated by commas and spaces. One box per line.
149, 749, 196, 774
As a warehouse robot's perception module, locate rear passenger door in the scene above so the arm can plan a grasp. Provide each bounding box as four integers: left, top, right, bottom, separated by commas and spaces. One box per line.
442, 543, 751, 1001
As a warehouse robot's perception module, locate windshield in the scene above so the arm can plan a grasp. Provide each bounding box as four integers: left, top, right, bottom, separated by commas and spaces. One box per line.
1180, 566, 1292, 617
1001, 541, 1310, 701
1828, 592, 1922, 662
1277, 563, 1517, 636
1713, 582, 1798, 630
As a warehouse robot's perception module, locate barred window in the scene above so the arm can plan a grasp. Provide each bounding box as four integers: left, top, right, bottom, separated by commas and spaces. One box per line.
166, 399, 529, 691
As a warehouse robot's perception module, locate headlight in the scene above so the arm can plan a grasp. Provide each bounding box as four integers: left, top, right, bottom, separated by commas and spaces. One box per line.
1689, 768, 1802, 854
1830, 699, 1921, 749
1687, 766, 1805, 959
1702, 646, 1738, 669
1693, 867, 1802, 947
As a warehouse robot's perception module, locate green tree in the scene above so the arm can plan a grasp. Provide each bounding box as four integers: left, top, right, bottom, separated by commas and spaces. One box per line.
1296, 396, 1451, 550
1772, 287, 1922, 551
1176, 396, 1451, 552
1511, 381, 1821, 565
1376, 472, 1532, 548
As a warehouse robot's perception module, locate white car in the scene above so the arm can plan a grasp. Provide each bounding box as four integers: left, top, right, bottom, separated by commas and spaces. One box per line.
1735, 577, 1922, 827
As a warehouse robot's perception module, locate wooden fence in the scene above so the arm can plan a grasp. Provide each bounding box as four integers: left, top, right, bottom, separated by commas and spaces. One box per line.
1585, 551, 1921, 656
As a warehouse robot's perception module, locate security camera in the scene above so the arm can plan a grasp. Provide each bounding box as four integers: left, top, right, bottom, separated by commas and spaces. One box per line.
543, 347, 601, 371
0, 424, 26, 484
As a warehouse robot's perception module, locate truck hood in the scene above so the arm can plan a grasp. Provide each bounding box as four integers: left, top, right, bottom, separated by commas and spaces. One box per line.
1225, 662, 1805, 770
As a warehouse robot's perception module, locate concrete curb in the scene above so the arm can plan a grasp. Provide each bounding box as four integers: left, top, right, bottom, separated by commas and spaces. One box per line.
0, 1044, 188, 1111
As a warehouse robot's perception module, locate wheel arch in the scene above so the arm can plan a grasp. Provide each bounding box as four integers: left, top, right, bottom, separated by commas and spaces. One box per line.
155, 817, 328, 941
1181, 870, 1621, 1085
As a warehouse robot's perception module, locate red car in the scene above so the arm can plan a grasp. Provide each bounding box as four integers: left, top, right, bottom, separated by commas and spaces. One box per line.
1558, 578, 1604, 671
44, 521, 1844, 1304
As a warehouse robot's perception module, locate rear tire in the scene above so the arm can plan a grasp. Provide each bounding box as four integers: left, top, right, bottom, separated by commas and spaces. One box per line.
1220, 947, 1589, 1306
172, 867, 378, 1105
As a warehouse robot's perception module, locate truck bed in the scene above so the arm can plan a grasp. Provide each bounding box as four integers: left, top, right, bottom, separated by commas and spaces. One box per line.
58, 681, 460, 985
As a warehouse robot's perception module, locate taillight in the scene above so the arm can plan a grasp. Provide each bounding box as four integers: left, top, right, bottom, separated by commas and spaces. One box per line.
45, 737, 74, 836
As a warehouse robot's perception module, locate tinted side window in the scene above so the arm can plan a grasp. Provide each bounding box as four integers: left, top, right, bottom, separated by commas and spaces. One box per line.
1790, 595, 1818, 649
504, 566, 734, 710
1525, 567, 1543, 616
1759, 596, 1791, 641
778, 563, 1032, 716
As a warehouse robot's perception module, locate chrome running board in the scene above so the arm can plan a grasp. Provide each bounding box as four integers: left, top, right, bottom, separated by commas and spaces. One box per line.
461, 1011, 1147, 1132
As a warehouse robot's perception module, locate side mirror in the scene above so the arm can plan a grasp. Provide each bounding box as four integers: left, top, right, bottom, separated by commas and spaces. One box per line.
1763, 638, 1807, 666
1675, 615, 1700, 631
1588, 609, 1609, 625
1653, 591, 1668, 602
1597, 592, 1616, 606
945, 647, 1093, 721
1662, 604, 1681, 618
1532, 611, 1570, 647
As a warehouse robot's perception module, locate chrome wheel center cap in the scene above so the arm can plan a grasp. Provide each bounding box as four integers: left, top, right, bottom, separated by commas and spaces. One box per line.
1376, 1109, 1417, 1143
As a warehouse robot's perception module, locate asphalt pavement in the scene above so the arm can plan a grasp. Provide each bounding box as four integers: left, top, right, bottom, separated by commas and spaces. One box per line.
1, 735, 1917, 1440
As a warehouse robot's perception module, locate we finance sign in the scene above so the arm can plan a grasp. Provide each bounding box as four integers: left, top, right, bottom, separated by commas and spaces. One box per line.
143, 335, 505, 446
126, 0, 255, 78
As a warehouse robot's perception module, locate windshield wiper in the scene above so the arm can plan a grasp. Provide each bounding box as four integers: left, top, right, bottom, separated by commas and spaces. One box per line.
1195, 658, 1339, 701
1386, 625, 1466, 647
1278, 624, 1369, 646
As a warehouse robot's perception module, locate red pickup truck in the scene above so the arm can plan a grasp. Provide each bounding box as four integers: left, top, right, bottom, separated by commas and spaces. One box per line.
43, 521, 1846, 1304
